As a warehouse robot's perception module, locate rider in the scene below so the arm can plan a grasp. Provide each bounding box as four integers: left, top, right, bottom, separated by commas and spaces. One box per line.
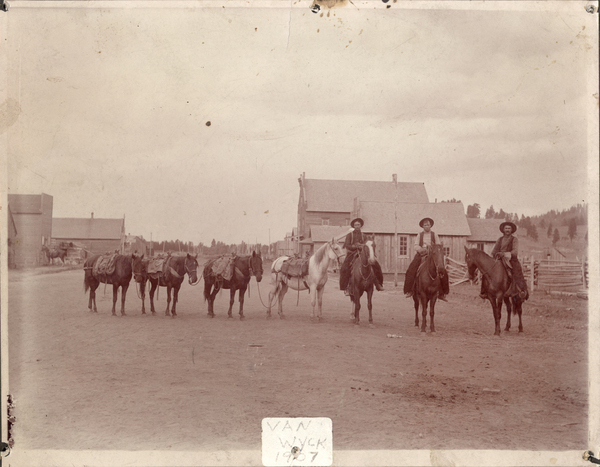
403, 217, 449, 301
481, 221, 529, 300
339, 218, 385, 295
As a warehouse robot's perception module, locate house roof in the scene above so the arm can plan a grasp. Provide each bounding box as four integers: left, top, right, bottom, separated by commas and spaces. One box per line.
8, 194, 44, 214
303, 178, 429, 213
309, 225, 354, 242
466, 218, 504, 242
357, 201, 471, 236
52, 218, 124, 240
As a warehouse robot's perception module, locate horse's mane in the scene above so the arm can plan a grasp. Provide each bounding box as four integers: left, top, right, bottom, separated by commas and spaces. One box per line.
313, 242, 327, 264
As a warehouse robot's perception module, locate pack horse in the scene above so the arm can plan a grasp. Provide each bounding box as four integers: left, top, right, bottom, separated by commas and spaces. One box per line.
84, 253, 133, 316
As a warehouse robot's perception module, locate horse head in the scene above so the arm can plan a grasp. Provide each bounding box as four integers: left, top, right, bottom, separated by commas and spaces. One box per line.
429, 243, 445, 276
250, 250, 264, 282
363, 239, 377, 266
328, 238, 345, 268
185, 253, 200, 285
131, 253, 147, 283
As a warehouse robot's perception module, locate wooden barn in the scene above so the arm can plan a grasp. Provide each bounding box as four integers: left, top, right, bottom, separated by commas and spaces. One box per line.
123, 234, 148, 256
466, 218, 504, 254
7, 193, 54, 267
52, 213, 125, 256
352, 200, 472, 279
296, 173, 428, 256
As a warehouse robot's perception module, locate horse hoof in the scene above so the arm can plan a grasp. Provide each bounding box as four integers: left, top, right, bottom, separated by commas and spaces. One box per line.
354, 321, 359, 325
239, 315, 245, 321
227, 315, 233, 319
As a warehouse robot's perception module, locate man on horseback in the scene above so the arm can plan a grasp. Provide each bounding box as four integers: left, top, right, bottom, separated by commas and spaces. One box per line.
480, 221, 529, 300
403, 217, 449, 301
339, 218, 385, 295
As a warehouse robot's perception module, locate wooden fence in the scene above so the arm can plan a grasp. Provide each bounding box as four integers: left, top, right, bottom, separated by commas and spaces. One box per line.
445, 256, 588, 294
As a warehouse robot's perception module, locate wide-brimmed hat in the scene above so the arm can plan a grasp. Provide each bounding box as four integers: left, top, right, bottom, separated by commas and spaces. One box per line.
419, 217, 434, 228
499, 221, 517, 233
350, 218, 364, 228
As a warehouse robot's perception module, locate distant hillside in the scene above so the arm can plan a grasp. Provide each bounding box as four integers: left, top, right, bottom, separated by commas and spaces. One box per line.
518, 224, 588, 262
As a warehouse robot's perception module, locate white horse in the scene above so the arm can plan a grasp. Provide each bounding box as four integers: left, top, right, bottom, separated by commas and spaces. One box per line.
267, 238, 346, 321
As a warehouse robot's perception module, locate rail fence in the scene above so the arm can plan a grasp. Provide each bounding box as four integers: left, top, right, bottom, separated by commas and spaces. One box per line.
445, 256, 588, 297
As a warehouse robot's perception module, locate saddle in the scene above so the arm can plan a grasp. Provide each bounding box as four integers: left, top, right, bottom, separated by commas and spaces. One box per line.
207, 255, 235, 281
495, 255, 528, 300
281, 258, 309, 278
92, 253, 119, 276
148, 254, 169, 278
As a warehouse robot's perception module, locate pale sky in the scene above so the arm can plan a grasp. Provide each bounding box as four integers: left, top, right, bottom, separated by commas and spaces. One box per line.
2, 1, 598, 245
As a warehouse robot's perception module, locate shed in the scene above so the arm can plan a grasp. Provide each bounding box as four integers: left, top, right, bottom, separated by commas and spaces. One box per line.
52, 213, 125, 255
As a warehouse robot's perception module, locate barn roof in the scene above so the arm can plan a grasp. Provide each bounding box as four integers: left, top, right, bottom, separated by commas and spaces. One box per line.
52, 218, 124, 240
466, 218, 504, 242
303, 178, 429, 213
357, 201, 471, 236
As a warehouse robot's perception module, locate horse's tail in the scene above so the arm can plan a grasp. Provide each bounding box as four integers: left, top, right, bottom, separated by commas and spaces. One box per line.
84, 275, 89, 294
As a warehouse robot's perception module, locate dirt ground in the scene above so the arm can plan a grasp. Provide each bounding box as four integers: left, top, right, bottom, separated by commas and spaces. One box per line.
6, 262, 588, 461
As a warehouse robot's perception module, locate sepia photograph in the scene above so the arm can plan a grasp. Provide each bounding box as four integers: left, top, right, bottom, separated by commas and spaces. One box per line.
1, 0, 598, 465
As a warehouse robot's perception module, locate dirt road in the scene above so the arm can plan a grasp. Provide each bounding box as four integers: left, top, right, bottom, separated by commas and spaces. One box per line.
6, 266, 588, 461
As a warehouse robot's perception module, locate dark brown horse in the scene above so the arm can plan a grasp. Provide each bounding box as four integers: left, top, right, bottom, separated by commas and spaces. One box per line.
146, 254, 200, 317
413, 243, 446, 333
203, 251, 263, 320
42, 245, 68, 265
84, 254, 133, 316
464, 247, 523, 336
348, 239, 377, 326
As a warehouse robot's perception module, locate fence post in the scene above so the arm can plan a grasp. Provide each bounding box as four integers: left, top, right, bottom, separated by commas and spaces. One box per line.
530, 257, 535, 292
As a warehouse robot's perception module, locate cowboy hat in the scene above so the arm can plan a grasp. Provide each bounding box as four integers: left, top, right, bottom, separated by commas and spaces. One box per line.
419, 217, 434, 228
350, 218, 364, 228
499, 221, 517, 233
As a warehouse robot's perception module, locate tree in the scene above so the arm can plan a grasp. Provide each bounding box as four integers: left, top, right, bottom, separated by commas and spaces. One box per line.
547, 223, 553, 238
552, 228, 560, 246
466, 203, 481, 218
485, 205, 496, 219
568, 218, 577, 241
539, 218, 546, 229
528, 224, 539, 241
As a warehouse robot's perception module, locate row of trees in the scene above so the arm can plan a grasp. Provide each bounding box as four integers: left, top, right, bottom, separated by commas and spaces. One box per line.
464, 202, 587, 245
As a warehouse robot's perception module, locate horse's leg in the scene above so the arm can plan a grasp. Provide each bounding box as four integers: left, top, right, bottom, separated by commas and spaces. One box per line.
491, 295, 502, 336
429, 296, 436, 333
165, 286, 172, 316
504, 297, 512, 332
515, 297, 523, 333
227, 288, 235, 318
140, 281, 146, 315
278, 282, 288, 319
309, 284, 317, 321
420, 294, 428, 332
149, 281, 157, 315
238, 287, 246, 320
208, 283, 220, 318
316, 286, 324, 321
111, 283, 119, 316
413, 295, 420, 327
171, 285, 179, 317
121, 283, 129, 316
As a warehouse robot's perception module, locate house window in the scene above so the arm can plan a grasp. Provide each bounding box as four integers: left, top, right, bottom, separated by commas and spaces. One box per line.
477, 243, 485, 251
398, 236, 408, 256
444, 246, 450, 257
322, 219, 330, 225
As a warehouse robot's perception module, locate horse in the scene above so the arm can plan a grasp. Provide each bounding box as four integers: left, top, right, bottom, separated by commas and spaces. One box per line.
464, 247, 523, 336
203, 251, 264, 320
267, 238, 345, 321
84, 253, 133, 316
413, 243, 446, 333
348, 239, 377, 326
42, 245, 68, 265
146, 253, 200, 317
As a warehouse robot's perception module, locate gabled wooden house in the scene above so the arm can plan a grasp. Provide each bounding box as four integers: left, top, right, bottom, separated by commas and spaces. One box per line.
296, 173, 428, 256
466, 218, 504, 255
352, 200, 472, 277
52, 213, 125, 255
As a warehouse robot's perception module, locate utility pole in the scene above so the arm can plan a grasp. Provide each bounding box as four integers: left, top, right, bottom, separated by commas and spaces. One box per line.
393, 173, 398, 287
